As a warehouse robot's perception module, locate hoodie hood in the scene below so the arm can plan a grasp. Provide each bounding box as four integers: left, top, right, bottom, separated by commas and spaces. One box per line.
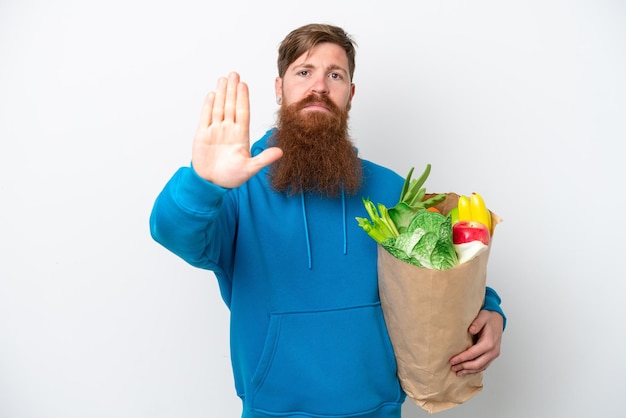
250, 128, 277, 159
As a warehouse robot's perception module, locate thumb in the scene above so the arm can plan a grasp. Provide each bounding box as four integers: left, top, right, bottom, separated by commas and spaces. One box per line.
468, 310, 488, 335
248, 147, 283, 174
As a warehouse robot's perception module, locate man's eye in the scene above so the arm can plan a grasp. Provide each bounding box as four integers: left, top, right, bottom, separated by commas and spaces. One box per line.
330, 73, 342, 80
299, 70, 309, 77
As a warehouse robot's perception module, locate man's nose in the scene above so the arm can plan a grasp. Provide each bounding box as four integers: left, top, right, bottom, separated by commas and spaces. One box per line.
310, 76, 329, 95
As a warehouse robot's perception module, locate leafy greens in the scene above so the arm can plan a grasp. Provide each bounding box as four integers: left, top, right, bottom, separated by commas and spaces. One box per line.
383, 210, 458, 270
356, 164, 458, 270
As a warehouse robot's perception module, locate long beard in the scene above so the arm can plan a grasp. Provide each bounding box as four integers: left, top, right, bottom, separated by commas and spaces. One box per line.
270, 94, 362, 197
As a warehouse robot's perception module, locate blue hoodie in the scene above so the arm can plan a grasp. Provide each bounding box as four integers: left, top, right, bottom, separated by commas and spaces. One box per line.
150, 129, 504, 418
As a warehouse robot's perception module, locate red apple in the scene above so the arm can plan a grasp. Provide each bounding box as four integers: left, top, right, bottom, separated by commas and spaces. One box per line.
452, 220, 490, 246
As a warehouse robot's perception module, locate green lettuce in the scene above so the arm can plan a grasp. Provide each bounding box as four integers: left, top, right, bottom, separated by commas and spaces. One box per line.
381, 210, 458, 270
356, 164, 458, 270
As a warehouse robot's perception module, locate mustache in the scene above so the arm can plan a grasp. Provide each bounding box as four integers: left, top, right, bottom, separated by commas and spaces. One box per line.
293, 94, 341, 113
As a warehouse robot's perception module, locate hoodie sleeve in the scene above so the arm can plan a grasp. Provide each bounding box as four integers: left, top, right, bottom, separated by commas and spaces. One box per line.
483, 286, 507, 330
149, 166, 236, 273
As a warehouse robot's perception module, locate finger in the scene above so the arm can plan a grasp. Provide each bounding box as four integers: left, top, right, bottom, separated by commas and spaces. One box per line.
468, 310, 488, 335
450, 344, 486, 372
450, 343, 480, 367
212, 76, 228, 122
249, 147, 283, 173
453, 351, 495, 376
198, 92, 215, 128
223, 72, 240, 122
235, 80, 250, 128
450, 335, 499, 375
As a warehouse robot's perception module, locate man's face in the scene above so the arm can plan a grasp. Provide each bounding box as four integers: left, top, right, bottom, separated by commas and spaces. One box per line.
269, 43, 362, 197
275, 42, 355, 112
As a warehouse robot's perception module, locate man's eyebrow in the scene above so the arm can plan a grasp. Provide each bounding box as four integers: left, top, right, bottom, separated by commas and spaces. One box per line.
295, 63, 315, 70
326, 64, 348, 74
295, 62, 348, 74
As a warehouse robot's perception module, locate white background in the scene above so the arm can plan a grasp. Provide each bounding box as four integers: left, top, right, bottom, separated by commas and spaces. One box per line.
1, 1, 625, 417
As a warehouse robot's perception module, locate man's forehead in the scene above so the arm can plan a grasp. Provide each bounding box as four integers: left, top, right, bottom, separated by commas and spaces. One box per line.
289, 44, 349, 72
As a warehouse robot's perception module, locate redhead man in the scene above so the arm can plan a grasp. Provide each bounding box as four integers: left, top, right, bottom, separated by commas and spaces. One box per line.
150, 23, 504, 418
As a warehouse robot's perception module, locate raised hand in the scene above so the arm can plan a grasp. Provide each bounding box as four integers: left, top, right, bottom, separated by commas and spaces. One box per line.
191, 72, 283, 188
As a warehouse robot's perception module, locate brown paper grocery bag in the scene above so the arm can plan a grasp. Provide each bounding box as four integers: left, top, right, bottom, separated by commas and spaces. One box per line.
377, 193, 500, 413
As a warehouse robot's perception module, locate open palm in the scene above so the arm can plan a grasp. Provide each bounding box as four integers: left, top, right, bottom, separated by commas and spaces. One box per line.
191, 72, 283, 189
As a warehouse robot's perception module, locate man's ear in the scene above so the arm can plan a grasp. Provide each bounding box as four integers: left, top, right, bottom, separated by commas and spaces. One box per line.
275, 77, 283, 104
347, 82, 356, 111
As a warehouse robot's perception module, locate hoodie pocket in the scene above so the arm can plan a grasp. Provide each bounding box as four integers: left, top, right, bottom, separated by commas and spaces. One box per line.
249, 302, 402, 417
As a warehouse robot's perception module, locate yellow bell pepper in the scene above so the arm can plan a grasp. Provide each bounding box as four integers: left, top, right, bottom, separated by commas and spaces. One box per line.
469, 192, 492, 235
456, 192, 493, 236
457, 195, 472, 221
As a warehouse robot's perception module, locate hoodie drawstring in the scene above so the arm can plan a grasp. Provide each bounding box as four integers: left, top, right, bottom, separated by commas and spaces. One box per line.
300, 189, 349, 270
341, 189, 347, 255
300, 193, 313, 270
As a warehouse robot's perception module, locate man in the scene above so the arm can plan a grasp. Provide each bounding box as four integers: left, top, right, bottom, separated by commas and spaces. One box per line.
150, 23, 504, 418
